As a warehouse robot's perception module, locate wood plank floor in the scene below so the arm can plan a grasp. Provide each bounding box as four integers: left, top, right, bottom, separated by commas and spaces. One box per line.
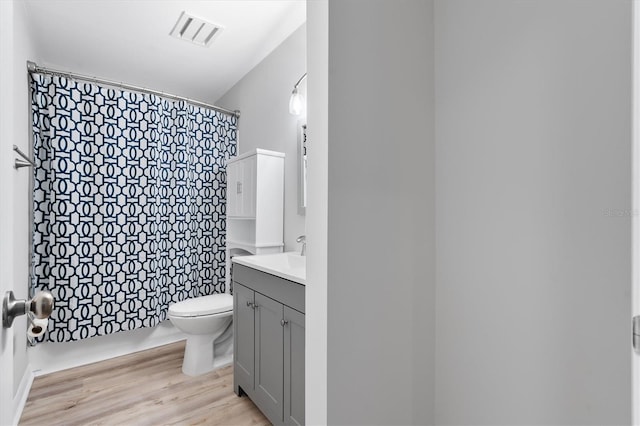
19, 341, 270, 426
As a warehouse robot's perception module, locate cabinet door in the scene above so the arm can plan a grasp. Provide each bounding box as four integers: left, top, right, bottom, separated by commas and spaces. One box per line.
229, 156, 256, 218
226, 160, 238, 217
254, 292, 284, 423
234, 283, 255, 392
284, 307, 305, 426
241, 155, 256, 217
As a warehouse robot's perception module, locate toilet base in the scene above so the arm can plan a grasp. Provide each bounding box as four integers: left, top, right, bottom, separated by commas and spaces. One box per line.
180, 320, 234, 376
182, 334, 217, 376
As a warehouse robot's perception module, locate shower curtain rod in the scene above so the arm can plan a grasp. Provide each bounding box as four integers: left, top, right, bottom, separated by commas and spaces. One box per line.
27, 61, 240, 118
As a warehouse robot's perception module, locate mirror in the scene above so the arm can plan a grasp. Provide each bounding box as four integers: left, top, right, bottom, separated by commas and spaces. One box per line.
298, 122, 307, 215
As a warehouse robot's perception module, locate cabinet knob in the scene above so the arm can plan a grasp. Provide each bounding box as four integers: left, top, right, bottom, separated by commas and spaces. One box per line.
246, 301, 254, 309
281, 319, 289, 327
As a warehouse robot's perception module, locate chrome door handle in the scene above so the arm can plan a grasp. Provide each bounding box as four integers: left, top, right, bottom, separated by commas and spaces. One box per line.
3, 291, 54, 328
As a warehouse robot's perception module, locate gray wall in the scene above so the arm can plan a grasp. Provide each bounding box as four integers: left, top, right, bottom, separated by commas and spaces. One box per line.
217, 24, 306, 252
434, 0, 632, 424
327, 1, 436, 424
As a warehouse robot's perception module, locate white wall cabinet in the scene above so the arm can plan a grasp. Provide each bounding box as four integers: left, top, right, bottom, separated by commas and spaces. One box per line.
226, 149, 285, 287
227, 154, 256, 218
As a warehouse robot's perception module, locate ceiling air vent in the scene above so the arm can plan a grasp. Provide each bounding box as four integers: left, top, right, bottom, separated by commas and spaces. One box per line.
169, 11, 224, 47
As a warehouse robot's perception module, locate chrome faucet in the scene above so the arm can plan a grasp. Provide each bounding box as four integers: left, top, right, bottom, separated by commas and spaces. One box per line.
296, 235, 306, 256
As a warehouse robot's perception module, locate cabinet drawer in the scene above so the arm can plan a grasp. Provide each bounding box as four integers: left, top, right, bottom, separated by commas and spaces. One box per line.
233, 264, 305, 314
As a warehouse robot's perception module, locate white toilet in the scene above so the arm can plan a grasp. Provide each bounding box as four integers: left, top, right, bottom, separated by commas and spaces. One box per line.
168, 294, 234, 376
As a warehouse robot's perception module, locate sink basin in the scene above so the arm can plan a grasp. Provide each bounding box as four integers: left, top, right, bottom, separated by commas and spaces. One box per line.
232, 252, 306, 285
286, 253, 305, 269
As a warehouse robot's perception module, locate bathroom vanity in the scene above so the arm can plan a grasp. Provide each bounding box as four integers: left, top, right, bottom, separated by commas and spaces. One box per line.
232, 253, 305, 426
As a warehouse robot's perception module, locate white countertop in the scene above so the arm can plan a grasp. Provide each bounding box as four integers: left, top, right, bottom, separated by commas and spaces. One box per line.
232, 252, 306, 285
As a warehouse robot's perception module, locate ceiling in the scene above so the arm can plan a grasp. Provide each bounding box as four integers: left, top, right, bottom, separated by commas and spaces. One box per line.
23, 0, 306, 103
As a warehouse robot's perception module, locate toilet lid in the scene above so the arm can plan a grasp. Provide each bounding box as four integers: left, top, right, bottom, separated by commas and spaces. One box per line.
169, 294, 233, 317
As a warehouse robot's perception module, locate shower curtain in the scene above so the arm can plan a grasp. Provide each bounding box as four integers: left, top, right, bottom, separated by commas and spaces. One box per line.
30, 74, 237, 342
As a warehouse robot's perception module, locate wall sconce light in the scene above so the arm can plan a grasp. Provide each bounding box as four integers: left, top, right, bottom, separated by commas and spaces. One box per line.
289, 73, 307, 116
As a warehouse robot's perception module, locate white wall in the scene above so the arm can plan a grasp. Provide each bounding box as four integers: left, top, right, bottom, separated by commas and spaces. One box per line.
0, 0, 42, 424
326, 1, 436, 424
217, 24, 306, 252
434, 1, 632, 424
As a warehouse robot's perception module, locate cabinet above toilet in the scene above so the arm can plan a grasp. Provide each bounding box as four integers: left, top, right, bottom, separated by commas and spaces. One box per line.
226, 149, 285, 286
226, 148, 284, 249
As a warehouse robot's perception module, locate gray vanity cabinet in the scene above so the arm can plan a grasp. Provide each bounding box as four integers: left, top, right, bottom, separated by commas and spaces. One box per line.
232, 264, 305, 426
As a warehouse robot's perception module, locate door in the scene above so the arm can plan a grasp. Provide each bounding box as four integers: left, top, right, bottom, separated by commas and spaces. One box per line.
254, 292, 284, 423
228, 156, 256, 218
234, 283, 255, 392
284, 306, 305, 426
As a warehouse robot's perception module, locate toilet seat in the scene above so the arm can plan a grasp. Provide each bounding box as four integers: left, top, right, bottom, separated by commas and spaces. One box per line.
169, 294, 233, 317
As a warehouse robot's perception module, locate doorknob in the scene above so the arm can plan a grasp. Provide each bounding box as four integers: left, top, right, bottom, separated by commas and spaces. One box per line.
3, 290, 54, 328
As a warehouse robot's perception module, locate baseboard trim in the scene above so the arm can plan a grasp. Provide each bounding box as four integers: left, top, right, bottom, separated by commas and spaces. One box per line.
12, 366, 34, 426
30, 322, 185, 376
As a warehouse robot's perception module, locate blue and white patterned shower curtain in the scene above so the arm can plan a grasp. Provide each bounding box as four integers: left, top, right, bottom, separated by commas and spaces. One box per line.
30, 74, 237, 342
